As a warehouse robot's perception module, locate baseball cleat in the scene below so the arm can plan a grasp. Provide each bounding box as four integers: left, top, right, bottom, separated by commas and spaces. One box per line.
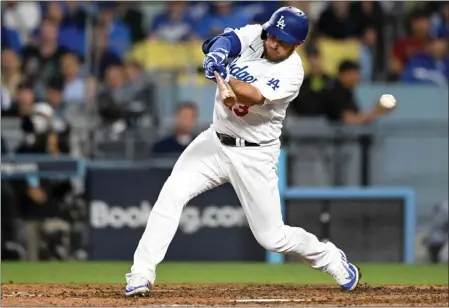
327, 249, 361, 291
125, 275, 151, 296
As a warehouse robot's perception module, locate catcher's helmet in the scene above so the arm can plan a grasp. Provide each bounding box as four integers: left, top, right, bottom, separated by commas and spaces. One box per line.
262, 7, 309, 45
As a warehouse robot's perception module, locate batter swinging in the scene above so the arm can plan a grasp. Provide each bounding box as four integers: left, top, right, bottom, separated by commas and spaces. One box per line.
125, 7, 361, 296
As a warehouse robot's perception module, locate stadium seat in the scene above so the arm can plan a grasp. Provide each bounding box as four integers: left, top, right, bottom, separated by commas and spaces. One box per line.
128, 40, 195, 71
130, 39, 358, 84
316, 38, 360, 76
297, 39, 360, 76
128, 40, 208, 85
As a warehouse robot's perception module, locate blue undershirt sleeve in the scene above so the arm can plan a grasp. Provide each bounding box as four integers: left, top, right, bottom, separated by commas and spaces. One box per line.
201, 31, 242, 58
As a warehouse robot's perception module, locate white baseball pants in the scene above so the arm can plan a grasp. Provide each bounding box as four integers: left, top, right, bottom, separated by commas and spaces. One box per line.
128, 128, 341, 284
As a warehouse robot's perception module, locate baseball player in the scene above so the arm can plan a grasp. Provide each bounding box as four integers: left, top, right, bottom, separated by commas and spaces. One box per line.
125, 7, 361, 296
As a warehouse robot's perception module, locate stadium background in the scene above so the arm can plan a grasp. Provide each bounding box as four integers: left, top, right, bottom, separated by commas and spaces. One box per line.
1, 0, 447, 269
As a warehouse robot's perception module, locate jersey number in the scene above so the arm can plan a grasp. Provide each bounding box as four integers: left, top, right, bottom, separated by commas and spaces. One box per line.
233, 105, 249, 117
267, 78, 280, 90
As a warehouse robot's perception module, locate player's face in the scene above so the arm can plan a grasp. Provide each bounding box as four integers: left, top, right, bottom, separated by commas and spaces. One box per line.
264, 34, 297, 62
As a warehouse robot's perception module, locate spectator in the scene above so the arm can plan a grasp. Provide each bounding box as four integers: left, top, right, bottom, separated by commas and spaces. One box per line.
1, 177, 27, 260
284, 1, 309, 12
289, 45, 333, 117
60, 1, 87, 30
1, 25, 22, 53
96, 3, 131, 57
124, 61, 144, 84
302, 1, 328, 24
423, 200, 448, 263
149, 2, 195, 42
17, 104, 53, 156
101, 62, 151, 107
90, 26, 123, 80
123, 61, 152, 103
45, 77, 66, 118
401, 35, 448, 86
28, 99, 71, 155
59, 52, 86, 105
97, 64, 128, 128
123, 60, 156, 126
430, 3, 449, 39
321, 60, 392, 124
1, 85, 13, 116
1, 135, 8, 154
350, 1, 386, 78
57, 2, 86, 57
350, 1, 385, 39
186, 1, 210, 22
14, 103, 74, 258
1, 48, 23, 101
21, 18, 67, 96
14, 104, 53, 215
195, 2, 250, 39
97, 62, 153, 128
358, 26, 377, 82
45, 2, 64, 26
45, 76, 90, 153
103, 64, 128, 103
152, 102, 197, 154
116, 2, 146, 43
15, 81, 37, 126
2, 1, 42, 45
388, 9, 432, 81
15, 102, 69, 155
316, 1, 358, 40
235, 1, 280, 24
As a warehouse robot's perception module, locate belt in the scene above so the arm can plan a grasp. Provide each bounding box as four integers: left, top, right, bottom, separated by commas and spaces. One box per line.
216, 132, 259, 147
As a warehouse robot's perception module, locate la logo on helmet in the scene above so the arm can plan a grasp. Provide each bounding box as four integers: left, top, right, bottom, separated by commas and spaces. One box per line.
276, 15, 286, 29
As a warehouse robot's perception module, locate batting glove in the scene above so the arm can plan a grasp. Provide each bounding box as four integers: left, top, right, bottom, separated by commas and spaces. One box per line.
203, 63, 230, 83
203, 48, 228, 81
213, 63, 230, 82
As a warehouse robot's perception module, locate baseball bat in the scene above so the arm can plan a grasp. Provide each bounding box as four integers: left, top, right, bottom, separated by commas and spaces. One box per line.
214, 71, 236, 110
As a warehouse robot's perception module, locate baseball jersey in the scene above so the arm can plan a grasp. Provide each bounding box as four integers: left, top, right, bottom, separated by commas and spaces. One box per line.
211, 24, 304, 145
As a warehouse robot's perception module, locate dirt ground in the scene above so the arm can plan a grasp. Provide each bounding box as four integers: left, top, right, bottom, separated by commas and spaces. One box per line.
1, 283, 448, 306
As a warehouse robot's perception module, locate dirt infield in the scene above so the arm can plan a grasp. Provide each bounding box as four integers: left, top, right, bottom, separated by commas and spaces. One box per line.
1, 283, 448, 306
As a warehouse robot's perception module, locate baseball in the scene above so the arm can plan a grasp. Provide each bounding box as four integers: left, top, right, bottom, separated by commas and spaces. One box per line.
379, 94, 397, 109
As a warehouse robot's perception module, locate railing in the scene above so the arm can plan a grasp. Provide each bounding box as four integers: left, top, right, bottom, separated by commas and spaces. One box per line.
1, 151, 416, 263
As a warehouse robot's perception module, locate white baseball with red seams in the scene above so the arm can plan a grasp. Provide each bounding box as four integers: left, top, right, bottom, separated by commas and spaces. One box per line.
126, 24, 359, 293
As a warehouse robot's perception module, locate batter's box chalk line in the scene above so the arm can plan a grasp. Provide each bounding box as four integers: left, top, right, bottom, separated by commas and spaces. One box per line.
232, 298, 312, 303
154, 305, 205, 307
3, 292, 42, 298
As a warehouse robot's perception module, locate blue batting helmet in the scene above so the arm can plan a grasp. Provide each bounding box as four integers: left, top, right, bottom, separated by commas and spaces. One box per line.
262, 7, 309, 45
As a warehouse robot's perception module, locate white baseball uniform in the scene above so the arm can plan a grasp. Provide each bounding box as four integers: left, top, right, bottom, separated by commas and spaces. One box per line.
128, 24, 344, 284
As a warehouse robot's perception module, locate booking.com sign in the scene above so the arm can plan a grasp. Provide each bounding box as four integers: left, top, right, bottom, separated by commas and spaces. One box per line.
86, 165, 265, 261
90, 200, 248, 233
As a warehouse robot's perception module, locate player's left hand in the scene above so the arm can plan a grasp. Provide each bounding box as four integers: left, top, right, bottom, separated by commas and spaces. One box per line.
204, 63, 229, 83
213, 64, 229, 82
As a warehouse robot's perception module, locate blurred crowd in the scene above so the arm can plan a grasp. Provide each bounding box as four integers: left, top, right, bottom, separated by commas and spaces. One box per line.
0, 1, 448, 262
1, 1, 448, 156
